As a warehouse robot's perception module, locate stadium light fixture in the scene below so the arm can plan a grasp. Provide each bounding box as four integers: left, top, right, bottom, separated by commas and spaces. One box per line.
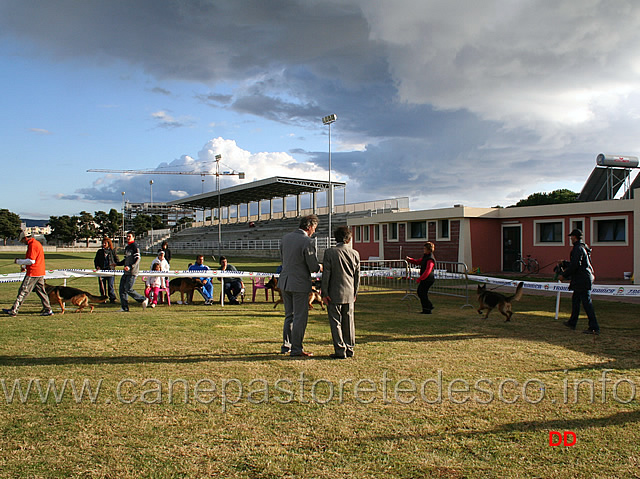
322, 114, 337, 245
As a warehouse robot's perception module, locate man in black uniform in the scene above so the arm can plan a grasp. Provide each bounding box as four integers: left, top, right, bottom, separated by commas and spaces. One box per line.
560, 229, 599, 334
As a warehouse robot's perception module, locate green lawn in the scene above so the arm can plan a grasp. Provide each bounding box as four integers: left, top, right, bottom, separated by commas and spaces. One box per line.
0, 252, 638, 478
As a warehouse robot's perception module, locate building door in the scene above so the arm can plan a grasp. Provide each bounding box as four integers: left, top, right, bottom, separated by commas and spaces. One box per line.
502, 225, 521, 271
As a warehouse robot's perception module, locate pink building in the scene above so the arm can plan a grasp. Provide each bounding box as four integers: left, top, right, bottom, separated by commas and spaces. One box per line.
348, 196, 639, 283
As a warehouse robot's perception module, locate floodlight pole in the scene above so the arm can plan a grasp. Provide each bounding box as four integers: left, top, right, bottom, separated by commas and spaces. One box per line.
216, 155, 221, 258
149, 180, 154, 252
121, 191, 126, 246
322, 114, 337, 246
214, 154, 245, 258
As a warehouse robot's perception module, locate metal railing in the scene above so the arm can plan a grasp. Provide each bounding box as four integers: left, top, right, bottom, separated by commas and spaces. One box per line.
359, 259, 472, 308
168, 237, 333, 253
359, 259, 413, 294
428, 261, 472, 308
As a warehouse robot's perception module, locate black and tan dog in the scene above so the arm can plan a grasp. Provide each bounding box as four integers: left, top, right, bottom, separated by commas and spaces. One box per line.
477, 281, 524, 321
45, 283, 108, 314
271, 277, 325, 311
169, 277, 203, 304
264, 275, 279, 302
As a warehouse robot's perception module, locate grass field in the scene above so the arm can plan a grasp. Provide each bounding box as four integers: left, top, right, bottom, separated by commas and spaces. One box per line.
0, 252, 639, 478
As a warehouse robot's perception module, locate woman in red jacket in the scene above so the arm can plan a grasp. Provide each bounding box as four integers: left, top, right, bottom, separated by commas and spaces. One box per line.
406, 241, 436, 314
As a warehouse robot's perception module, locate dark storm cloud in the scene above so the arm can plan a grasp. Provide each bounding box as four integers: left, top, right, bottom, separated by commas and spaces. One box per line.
4, 0, 640, 209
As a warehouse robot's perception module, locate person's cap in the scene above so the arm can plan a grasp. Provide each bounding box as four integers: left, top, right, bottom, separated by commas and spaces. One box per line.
158, 250, 165, 255
568, 229, 583, 238
18, 230, 27, 241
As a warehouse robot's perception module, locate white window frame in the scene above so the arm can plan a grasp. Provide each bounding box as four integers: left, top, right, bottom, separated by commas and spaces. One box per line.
533, 219, 565, 246
363, 225, 370, 242
407, 221, 427, 241
437, 219, 450, 241
591, 216, 628, 246
570, 217, 585, 236
373, 224, 380, 243
354, 225, 361, 243
387, 222, 399, 242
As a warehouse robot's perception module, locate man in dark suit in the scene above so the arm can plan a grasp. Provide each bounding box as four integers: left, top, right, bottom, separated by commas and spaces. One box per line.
321, 226, 360, 359
279, 214, 322, 357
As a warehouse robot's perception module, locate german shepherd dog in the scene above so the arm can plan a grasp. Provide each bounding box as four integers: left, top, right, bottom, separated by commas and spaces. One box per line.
45, 283, 108, 314
271, 277, 325, 311
477, 282, 524, 321
169, 277, 203, 304
264, 275, 279, 302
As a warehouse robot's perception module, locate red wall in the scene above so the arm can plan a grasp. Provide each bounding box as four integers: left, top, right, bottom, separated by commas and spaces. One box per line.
355, 221, 462, 262
475, 213, 634, 280
352, 225, 380, 260
469, 219, 502, 273
353, 211, 634, 280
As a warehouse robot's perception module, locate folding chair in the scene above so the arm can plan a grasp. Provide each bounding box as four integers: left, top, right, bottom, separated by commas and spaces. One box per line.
252, 277, 273, 302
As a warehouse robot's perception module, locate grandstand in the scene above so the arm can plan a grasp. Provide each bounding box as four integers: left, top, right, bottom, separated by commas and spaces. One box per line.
135, 176, 408, 259
141, 199, 409, 259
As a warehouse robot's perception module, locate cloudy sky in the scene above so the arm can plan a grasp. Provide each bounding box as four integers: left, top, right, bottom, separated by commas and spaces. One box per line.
2, 0, 640, 220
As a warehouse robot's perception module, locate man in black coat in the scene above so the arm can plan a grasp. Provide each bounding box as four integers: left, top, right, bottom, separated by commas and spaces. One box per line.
116, 231, 147, 312
94, 237, 119, 303
560, 229, 600, 334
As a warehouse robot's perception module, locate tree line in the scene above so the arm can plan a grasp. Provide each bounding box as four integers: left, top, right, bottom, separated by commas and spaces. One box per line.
0, 208, 192, 246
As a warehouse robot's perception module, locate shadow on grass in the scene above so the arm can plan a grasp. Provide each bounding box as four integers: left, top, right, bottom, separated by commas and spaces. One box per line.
0, 352, 284, 366
467, 409, 640, 435
0, 351, 351, 366
357, 333, 497, 344
358, 292, 640, 371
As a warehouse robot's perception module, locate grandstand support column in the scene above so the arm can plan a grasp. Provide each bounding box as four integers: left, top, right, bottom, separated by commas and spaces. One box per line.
296, 194, 301, 216
257, 199, 261, 221
312, 191, 317, 214
269, 199, 274, 220
282, 196, 286, 218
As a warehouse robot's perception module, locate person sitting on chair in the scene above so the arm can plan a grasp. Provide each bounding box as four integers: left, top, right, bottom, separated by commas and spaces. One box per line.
188, 255, 214, 305
218, 256, 244, 305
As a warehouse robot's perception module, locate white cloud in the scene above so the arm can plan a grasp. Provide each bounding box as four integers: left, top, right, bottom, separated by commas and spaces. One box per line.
29, 128, 52, 135
169, 190, 189, 198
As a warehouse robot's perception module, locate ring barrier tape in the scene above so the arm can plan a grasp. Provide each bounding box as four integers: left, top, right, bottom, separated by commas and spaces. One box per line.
2, 269, 638, 298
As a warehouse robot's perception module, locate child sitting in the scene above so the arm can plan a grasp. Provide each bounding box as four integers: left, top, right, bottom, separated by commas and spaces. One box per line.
144, 263, 166, 308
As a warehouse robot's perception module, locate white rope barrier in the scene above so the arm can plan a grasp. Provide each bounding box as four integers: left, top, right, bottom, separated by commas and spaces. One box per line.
2, 269, 638, 299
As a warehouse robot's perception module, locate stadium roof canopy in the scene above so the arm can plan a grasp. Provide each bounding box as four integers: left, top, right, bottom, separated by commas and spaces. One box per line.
167, 176, 346, 210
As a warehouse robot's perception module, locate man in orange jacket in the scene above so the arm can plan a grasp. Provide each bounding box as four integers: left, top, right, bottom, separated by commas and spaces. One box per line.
2, 231, 53, 317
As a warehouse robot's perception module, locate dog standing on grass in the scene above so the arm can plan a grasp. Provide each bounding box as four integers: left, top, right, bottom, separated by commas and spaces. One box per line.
477, 282, 524, 321
168, 277, 203, 304
270, 277, 325, 311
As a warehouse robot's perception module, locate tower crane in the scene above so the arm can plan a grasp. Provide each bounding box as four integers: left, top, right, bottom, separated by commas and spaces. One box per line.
87, 155, 245, 192
89, 155, 245, 255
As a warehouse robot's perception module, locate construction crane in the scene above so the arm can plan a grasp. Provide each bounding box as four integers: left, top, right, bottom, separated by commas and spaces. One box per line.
87, 155, 245, 193
88, 155, 245, 255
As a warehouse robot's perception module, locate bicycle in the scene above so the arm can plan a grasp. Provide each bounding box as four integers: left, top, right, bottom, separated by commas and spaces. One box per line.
513, 254, 539, 274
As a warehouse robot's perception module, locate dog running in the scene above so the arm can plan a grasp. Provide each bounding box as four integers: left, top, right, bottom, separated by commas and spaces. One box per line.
45, 283, 108, 314
476, 281, 524, 321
